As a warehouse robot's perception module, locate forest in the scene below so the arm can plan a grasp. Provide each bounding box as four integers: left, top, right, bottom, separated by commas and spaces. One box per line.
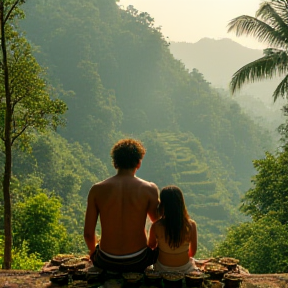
1, 0, 287, 273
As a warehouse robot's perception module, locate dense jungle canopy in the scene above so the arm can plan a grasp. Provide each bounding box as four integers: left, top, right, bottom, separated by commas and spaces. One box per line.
0, 0, 280, 269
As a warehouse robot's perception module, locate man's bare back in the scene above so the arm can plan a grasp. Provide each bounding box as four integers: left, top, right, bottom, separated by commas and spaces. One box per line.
84, 139, 159, 260
85, 171, 159, 255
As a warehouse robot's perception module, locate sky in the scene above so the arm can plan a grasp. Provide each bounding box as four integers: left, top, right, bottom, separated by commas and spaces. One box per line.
118, 0, 267, 50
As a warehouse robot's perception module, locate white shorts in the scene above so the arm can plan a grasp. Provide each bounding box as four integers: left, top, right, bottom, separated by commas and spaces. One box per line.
154, 257, 196, 273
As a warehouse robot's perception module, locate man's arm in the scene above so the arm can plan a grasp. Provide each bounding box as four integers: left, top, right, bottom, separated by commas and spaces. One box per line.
84, 186, 99, 255
147, 183, 160, 222
147, 222, 157, 249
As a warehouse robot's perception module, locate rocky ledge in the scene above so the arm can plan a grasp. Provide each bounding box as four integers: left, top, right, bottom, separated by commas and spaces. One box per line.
0, 255, 287, 288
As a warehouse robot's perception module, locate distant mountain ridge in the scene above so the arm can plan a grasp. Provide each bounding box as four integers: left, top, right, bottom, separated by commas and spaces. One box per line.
170, 38, 262, 88
169, 38, 281, 103
170, 38, 285, 138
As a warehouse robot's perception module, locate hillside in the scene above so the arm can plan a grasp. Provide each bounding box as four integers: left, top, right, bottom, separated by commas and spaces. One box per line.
7, 0, 273, 254
138, 132, 244, 251
170, 38, 285, 137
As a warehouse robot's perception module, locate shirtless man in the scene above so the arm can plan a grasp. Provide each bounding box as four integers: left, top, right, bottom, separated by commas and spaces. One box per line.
84, 139, 159, 272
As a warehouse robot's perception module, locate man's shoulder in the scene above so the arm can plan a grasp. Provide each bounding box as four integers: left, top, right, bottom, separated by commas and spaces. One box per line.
89, 177, 113, 193
136, 177, 158, 190
92, 175, 116, 186
137, 179, 159, 198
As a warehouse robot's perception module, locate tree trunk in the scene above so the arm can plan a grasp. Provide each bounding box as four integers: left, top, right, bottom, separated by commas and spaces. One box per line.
2, 143, 12, 270
1, 0, 13, 270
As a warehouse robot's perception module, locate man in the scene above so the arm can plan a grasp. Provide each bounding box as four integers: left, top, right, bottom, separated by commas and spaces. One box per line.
84, 139, 159, 272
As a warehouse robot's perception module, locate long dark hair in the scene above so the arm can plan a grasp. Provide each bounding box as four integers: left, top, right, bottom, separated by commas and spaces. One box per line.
159, 185, 191, 249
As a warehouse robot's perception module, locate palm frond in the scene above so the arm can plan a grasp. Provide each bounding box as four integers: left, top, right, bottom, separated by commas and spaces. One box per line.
227, 15, 287, 48
272, 73, 288, 101
271, 0, 288, 24
230, 49, 288, 94
256, 1, 288, 44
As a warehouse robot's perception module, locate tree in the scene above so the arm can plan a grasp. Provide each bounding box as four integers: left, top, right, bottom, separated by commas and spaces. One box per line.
214, 215, 288, 273
13, 193, 68, 261
228, 0, 288, 102
240, 149, 288, 224
213, 147, 288, 273
0, 236, 43, 271
0, 1, 67, 269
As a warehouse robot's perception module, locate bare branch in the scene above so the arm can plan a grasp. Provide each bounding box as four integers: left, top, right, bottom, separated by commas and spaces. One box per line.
4, 0, 20, 25
11, 123, 28, 145
12, 94, 26, 108
11, 107, 48, 145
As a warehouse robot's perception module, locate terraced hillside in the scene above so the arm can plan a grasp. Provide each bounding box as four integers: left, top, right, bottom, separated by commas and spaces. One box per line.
139, 132, 242, 255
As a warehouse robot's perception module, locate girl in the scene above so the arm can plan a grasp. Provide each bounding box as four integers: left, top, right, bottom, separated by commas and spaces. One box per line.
148, 185, 197, 272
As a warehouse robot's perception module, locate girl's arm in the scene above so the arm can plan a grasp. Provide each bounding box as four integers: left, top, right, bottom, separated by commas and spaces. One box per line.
188, 220, 198, 257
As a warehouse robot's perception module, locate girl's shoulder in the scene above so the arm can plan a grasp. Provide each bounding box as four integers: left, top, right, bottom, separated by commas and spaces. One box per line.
187, 218, 197, 233
188, 218, 196, 225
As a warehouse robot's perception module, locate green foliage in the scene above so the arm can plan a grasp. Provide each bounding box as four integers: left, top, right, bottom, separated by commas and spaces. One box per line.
214, 216, 288, 273
228, 0, 288, 101
13, 193, 68, 261
241, 149, 288, 224
214, 147, 288, 273
0, 0, 26, 23
19, 0, 122, 161
138, 131, 244, 251
1, 0, 68, 269
21, 0, 272, 177
0, 236, 43, 271
5, 0, 273, 257
12, 132, 109, 199
60, 196, 88, 254
139, 131, 177, 188
11, 132, 109, 255
278, 103, 288, 147
11, 241, 43, 271
0, 28, 67, 149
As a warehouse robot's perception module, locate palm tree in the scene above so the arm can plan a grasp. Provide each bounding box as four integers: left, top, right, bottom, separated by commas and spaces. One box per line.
228, 0, 288, 102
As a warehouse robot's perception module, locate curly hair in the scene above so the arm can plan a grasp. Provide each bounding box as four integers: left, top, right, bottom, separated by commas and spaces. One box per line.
111, 139, 146, 169
159, 185, 191, 249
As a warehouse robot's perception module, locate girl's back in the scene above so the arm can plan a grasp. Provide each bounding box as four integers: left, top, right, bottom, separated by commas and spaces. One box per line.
151, 219, 195, 267
148, 185, 198, 272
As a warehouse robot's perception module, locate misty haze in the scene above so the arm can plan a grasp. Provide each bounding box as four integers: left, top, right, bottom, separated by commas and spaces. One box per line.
1, 0, 288, 278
